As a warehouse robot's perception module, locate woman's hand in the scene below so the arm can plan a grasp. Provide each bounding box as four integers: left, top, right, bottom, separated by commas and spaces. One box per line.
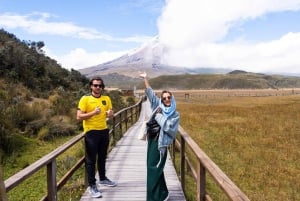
140, 71, 150, 88
139, 72, 147, 79
155, 107, 162, 114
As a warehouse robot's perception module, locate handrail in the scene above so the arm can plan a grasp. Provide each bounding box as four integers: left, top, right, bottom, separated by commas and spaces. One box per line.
1, 95, 250, 201
2, 97, 144, 201
170, 126, 250, 201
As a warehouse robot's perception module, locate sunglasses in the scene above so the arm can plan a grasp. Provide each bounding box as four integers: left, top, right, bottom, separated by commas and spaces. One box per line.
162, 96, 172, 101
92, 84, 103, 88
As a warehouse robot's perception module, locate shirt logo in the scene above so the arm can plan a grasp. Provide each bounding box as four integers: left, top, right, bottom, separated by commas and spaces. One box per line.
102, 100, 107, 105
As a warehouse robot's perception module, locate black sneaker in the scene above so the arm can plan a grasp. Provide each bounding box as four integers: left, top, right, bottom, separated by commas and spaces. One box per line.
99, 177, 117, 187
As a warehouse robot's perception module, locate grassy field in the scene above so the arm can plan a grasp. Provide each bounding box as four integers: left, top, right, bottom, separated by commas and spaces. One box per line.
174, 90, 300, 201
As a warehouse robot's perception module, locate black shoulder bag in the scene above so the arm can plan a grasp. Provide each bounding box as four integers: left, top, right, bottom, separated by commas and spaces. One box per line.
146, 115, 161, 139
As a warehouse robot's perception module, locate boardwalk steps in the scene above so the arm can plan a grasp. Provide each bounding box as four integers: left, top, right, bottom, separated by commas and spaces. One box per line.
80, 101, 186, 201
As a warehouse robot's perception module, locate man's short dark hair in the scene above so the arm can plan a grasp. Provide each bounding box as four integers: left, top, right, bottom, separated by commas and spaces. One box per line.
89, 77, 105, 89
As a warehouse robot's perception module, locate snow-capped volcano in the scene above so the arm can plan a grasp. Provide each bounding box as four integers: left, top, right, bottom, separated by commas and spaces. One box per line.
78, 37, 229, 78
109, 36, 165, 67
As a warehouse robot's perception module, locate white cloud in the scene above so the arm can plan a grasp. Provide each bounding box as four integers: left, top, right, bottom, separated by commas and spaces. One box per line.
158, 0, 300, 74
0, 12, 152, 70
0, 12, 151, 42
45, 48, 127, 70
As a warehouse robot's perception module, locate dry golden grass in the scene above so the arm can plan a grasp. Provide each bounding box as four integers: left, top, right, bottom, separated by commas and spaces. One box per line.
175, 91, 300, 201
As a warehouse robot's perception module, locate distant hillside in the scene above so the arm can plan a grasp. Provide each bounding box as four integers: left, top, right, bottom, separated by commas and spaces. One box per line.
99, 73, 141, 89
0, 29, 89, 95
137, 72, 300, 90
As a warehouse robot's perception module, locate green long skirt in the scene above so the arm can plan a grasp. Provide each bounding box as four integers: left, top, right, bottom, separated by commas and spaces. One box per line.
147, 137, 169, 201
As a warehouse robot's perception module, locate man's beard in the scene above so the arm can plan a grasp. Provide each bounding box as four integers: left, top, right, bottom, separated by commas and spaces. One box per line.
93, 89, 101, 96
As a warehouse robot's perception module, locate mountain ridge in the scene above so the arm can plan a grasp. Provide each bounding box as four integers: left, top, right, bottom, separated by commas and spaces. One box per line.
141, 72, 300, 90
77, 37, 300, 89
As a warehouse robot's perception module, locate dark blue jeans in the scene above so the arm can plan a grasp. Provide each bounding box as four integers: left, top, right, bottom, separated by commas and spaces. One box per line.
85, 129, 109, 186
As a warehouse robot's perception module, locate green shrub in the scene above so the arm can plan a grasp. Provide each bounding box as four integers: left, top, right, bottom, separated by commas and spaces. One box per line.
0, 132, 29, 157
106, 90, 126, 111
126, 96, 135, 106
50, 123, 75, 136
37, 127, 49, 141
26, 119, 47, 136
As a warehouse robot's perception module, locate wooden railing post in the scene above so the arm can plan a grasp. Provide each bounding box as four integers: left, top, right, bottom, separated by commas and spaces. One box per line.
125, 110, 128, 130
130, 107, 133, 125
171, 140, 175, 164
180, 135, 185, 192
0, 166, 8, 201
197, 160, 206, 201
47, 160, 57, 201
136, 103, 140, 120
119, 113, 123, 135
112, 116, 116, 145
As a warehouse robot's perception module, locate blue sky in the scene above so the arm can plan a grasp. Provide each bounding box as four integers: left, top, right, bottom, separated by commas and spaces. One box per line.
1, 0, 300, 75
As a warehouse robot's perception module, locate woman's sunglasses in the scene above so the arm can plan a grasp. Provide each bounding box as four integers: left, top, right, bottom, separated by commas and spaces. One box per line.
162, 96, 172, 101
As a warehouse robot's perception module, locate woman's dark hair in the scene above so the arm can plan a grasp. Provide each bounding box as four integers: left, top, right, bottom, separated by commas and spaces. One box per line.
89, 76, 105, 89
160, 90, 172, 99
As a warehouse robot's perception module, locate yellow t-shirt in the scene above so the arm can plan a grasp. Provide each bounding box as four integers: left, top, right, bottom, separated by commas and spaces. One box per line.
78, 95, 112, 133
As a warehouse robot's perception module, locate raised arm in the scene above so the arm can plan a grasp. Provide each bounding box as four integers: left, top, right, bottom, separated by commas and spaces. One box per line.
140, 72, 150, 88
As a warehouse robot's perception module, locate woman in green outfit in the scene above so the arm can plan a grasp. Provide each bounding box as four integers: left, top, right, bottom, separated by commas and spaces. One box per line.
140, 72, 180, 201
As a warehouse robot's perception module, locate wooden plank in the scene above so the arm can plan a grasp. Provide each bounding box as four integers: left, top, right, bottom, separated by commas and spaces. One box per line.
80, 101, 186, 201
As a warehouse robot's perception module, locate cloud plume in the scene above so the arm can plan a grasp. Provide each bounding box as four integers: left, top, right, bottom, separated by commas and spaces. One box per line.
157, 0, 300, 74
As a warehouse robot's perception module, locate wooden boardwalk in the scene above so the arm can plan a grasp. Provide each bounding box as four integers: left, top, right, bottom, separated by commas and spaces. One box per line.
80, 100, 186, 201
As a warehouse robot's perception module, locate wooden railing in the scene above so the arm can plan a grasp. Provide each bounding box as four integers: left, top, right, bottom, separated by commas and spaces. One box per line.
1, 97, 144, 201
170, 126, 250, 201
1, 96, 250, 201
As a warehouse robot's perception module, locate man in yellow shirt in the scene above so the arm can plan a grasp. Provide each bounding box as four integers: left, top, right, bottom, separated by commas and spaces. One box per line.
77, 77, 117, 198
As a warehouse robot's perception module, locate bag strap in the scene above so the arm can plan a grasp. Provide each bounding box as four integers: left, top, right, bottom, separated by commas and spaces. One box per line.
149, 106, 160, 121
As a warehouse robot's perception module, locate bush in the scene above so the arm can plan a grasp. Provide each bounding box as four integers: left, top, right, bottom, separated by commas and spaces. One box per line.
37, 127, 49, 141
106, 90, 126, 111
48, 122, 75, 137
126, 96, 136, 106
26, 119, 47, 136
0, 131, 29, 157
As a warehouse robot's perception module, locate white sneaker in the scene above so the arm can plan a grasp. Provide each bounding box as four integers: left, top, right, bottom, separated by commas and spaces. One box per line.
89, 184, 102, 198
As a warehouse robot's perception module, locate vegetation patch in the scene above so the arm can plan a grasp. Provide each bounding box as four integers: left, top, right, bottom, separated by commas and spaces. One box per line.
175, 92, 300, 201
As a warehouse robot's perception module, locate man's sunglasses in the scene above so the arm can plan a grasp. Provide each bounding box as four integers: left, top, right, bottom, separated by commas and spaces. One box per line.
162, 96, 172, 101
92, 84, 104, 88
